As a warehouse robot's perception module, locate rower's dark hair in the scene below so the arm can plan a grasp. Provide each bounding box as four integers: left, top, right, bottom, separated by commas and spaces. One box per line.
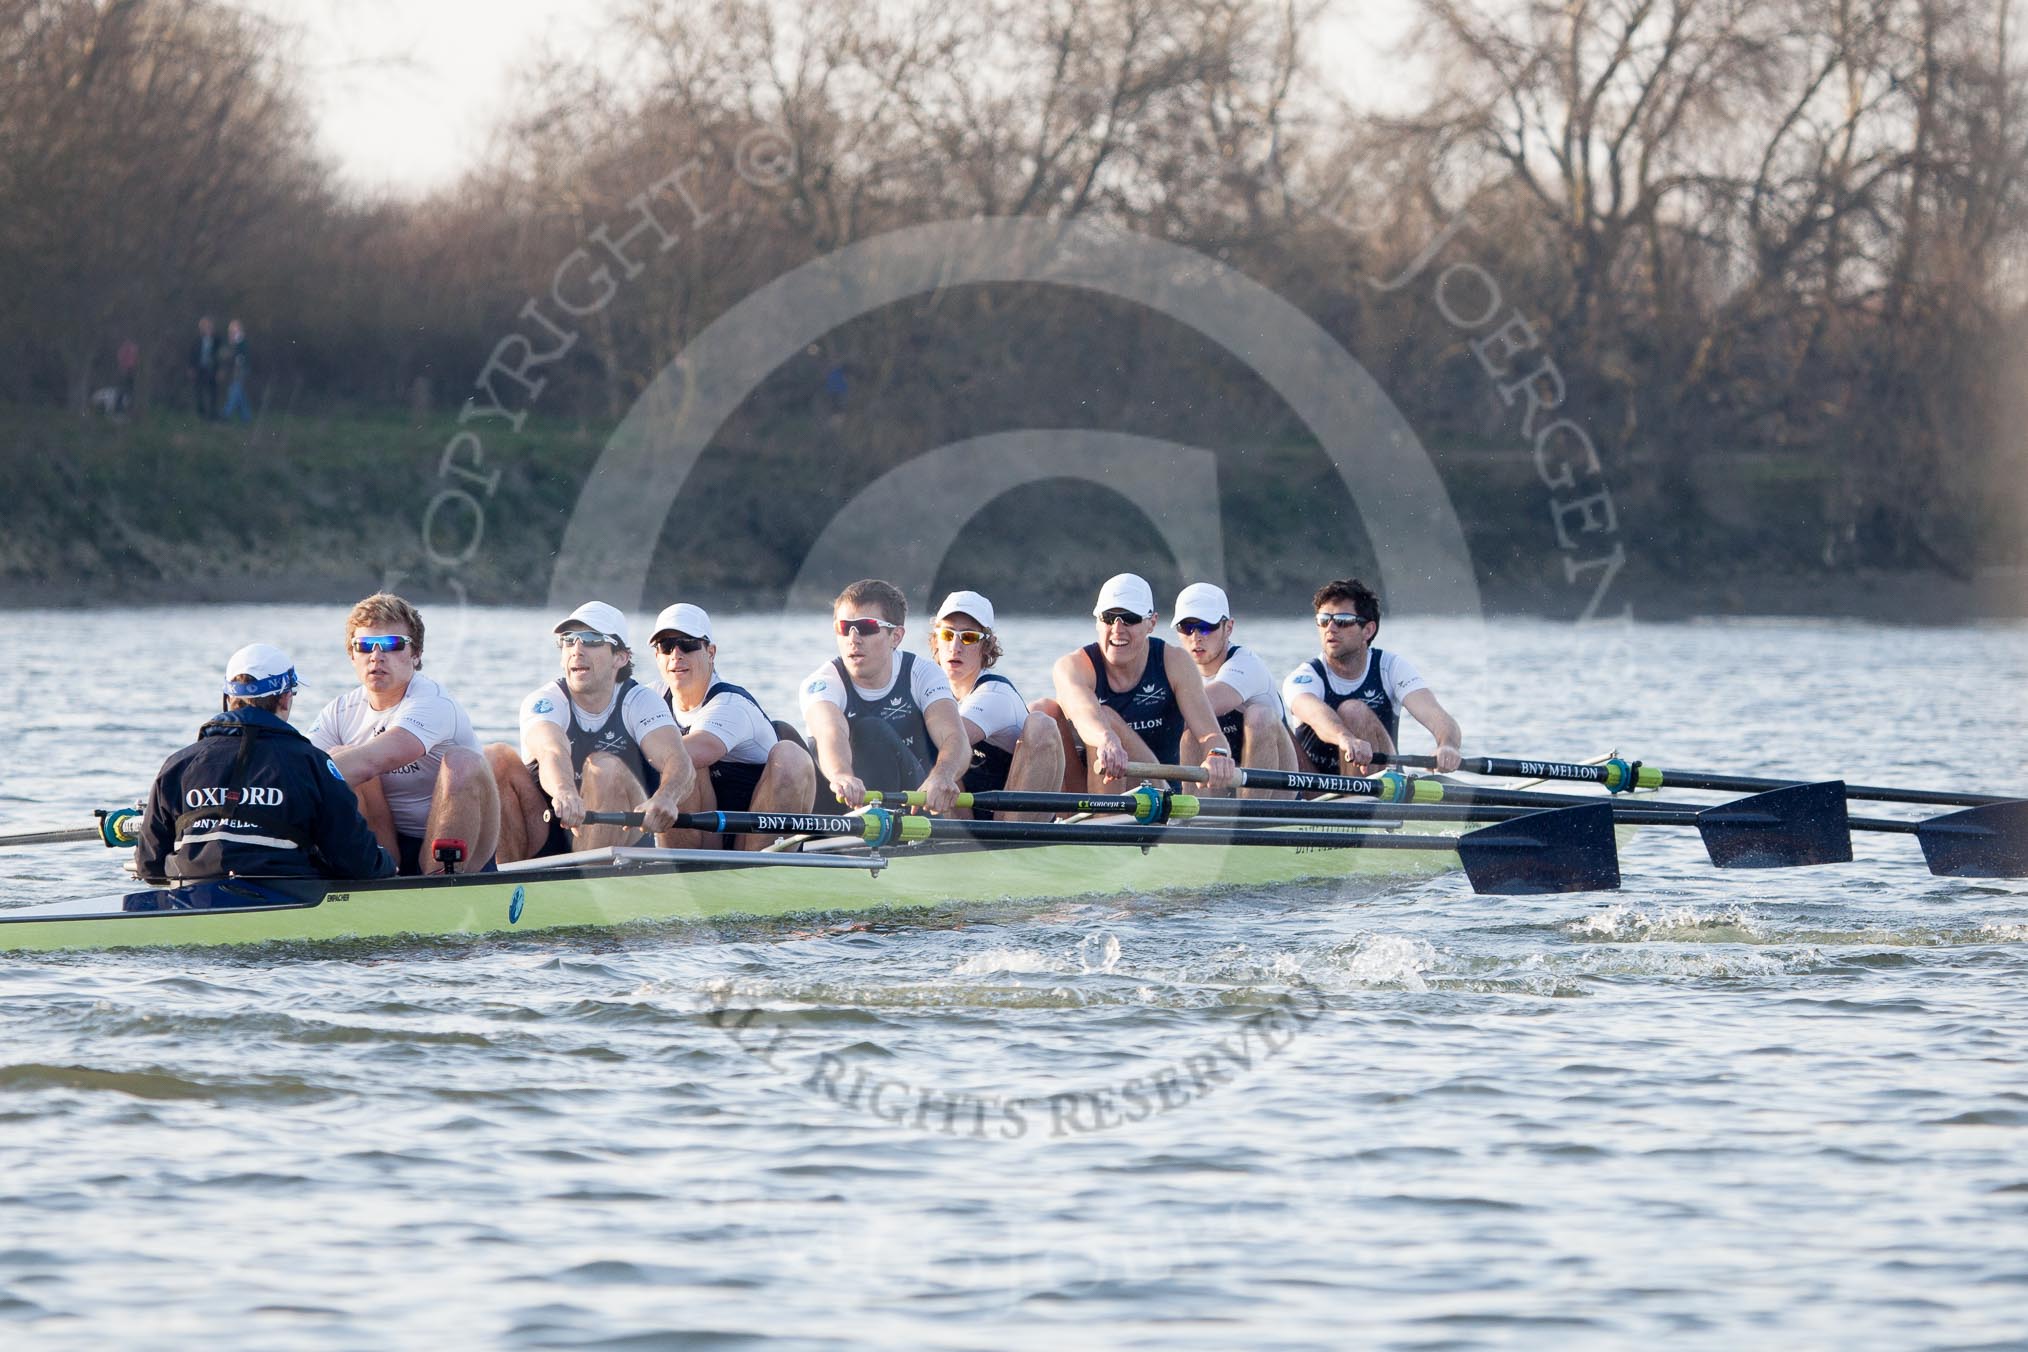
834, 579, 906, 626
346, 592, 425, 667
1312, 577, 1380, 625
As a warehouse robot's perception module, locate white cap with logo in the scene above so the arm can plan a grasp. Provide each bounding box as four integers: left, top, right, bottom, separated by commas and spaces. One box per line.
650, 602, 714, 643
935, 590, 996, 631
554, 601, 630, 648
222, 643, 301, 698
1173, 582, 1231, 625
1092, 572, 1156, 618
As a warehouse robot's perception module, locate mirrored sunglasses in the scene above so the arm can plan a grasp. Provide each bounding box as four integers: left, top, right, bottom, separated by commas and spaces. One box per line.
1315, 612, 1372, 629
556, 630, 617, 649
1173, 618, 1222, 637
934, 625, 985, 646
352, 634, 413, 654
834, 617, 899, 637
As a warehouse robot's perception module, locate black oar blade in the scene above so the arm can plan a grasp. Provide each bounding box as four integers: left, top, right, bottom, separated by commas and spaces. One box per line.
1695, 780, 1852, 869
1916, 801, 2028, 878
1456, 803, 1620, 895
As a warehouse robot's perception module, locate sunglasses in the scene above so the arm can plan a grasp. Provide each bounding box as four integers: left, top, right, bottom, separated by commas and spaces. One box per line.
934, 625, 986, 646
351, 634, 413, 654
834, 617, 900, 637
1098, 609, 1149, 626
1173, 618, 1223, 637
1316, 612, 1373, 629
652, 634, 709, 655
556, 631, 617, 649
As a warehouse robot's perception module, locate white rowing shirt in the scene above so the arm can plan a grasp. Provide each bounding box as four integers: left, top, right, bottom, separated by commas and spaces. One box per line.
1281, 649, 1428, 726
518, 681, 675, 759
308, 674, 482, 837
667, 678, 778, 765
957, 673, 1028, 753
1210, 644, 1281, 713
798, 657, 955, 730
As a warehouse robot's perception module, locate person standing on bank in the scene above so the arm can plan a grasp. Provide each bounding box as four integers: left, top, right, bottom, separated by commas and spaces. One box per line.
189, 315, 219, 420
132, 644, 393, 907
1283, 577, 1463, 776
488, 603, 697, 861
927, 590, 1063, 821
648, 601, 816, 849
1037, 572, 1240, 794
799, 579, 969, 814
308, 593, 499, 874
220, 318, 252, 422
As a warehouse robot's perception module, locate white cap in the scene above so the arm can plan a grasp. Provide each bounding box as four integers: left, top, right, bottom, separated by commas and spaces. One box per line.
1092, 572, 1155, 618
554, 601, 630, 648
1173, 582, 1231, 624
935, 590, 995, 630
222, 643, 301, 698
650, 602, 713, 643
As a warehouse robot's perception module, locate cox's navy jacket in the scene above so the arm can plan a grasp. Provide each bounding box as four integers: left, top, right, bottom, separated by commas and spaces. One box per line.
135, 707, 395, 882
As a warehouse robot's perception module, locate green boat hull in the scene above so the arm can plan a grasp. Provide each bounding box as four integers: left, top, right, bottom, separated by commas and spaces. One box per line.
0, 828, 1461, 953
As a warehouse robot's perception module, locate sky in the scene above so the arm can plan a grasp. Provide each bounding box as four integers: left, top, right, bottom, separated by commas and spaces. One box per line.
255, 0, 1422, 198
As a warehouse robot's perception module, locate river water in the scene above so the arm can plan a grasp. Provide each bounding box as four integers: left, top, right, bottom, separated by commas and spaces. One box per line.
3, 605, 2027, 1349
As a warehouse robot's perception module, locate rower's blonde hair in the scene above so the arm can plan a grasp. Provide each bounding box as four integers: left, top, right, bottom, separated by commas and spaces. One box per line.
345, 592, 426, 665
933, 615, 1003, 668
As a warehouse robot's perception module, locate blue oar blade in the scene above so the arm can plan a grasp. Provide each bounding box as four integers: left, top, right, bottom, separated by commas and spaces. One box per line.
1695, 780, 1852, 869
1456, 803, 1620, 894
1916, 801, 2028, 878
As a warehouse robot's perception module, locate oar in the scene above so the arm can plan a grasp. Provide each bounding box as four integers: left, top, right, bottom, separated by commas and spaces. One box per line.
1126, 766, 2028, 877
0, 808, 142, 850
578, 804, 1622, 895
1361, 750, 2017, 808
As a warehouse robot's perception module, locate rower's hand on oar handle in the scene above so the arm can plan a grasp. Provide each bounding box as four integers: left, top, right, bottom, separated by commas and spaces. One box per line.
637, 795, 681, 835
829, 773, 868, 809
1433, 744, 1463, 774
549, 786, 588, 830
1093, 733, 1130, 782
917, 768, 962, 816
1337, 734, 1376, 775
1202, 749, 1239, 792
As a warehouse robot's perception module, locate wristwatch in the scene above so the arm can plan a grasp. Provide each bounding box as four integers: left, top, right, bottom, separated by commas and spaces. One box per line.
1207, 747, 1233, 759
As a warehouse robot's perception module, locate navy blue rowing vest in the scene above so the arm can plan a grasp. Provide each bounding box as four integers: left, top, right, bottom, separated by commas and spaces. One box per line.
963, 672, 1020, 787
1082, 636, 1185, 764
664, 679, 773, 763
834, 652, 933, 759
544, 677, 662, 793
1292, 651, 1397, 772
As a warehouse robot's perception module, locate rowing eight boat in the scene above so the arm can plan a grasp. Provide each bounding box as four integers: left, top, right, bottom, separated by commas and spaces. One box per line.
0, 823, 1482, 952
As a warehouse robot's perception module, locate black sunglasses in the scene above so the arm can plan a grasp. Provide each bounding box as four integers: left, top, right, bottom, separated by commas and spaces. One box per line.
652, 634, 709, 655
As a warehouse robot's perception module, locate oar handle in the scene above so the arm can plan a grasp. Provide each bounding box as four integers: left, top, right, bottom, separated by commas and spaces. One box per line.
1126, 761, 1208, 783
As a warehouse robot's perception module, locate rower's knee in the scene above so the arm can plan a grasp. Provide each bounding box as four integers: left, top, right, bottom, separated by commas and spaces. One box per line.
759, 741, 817, 811
579, 752, 642, 809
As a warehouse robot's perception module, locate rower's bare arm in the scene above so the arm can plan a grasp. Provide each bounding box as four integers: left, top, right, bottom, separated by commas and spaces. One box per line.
523, 720, 585, 826
805, 699, 865, 805
1401, 690, 1463, 772
680, 728, 730, 769
1288, 692, 1375, 766
1051, 651, 1111, 750
1202, 679, 1244, 718
329, 727, 427, 784
638, 725, 696, 832
1166, 645, 1237, 790
919, 698, 970, 814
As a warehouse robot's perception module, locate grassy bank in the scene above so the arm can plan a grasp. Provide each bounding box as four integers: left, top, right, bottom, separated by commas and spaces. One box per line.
2, 404, 2018, 619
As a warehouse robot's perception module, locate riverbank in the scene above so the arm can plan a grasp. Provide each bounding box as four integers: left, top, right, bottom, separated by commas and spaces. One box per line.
5, 405, 2021, 620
